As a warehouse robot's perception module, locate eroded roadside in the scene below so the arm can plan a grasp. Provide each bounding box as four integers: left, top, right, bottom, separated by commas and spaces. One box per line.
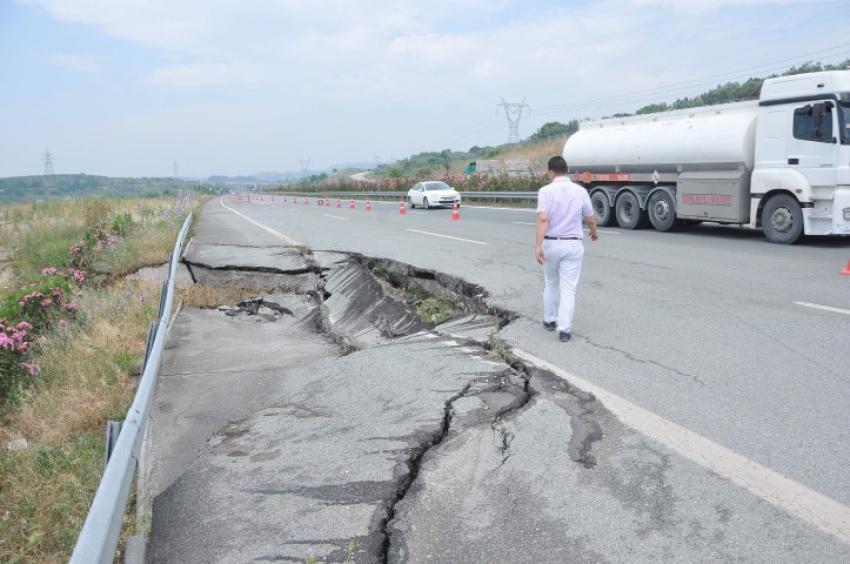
143, 202, 850, 564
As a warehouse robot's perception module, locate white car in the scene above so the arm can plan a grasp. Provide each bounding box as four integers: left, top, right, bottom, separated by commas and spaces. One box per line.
407, 181, 462, 209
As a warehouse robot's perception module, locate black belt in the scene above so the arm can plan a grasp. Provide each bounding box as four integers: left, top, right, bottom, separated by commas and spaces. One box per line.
544, 236, 581, 240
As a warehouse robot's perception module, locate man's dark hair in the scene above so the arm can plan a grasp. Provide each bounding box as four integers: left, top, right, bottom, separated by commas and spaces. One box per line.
547, 156, 568, 174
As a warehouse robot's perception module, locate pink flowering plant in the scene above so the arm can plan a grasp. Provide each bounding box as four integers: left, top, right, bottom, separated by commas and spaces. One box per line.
0, 270, 79, 401
68, 211, 135, 270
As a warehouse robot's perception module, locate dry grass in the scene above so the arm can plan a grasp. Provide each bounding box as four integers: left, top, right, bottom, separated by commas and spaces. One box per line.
495, 137, 569, 170
0, 280, 158, 563
176, 284, 264, 309
0, 195, 205, 563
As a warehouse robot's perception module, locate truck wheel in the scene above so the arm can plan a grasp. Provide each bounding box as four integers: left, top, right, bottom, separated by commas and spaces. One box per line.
761, 194, 803, 244
591, 192, 614, 227
648, 191, 677, 232
615, 192, 648, 229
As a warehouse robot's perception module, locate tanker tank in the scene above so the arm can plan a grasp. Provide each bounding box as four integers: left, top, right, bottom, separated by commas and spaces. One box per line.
563, 101, 759, 174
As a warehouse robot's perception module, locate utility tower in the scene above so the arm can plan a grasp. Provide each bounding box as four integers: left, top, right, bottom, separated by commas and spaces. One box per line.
297, 158, 311, 178
498, 98, 530, 144
42, 148, 55, 176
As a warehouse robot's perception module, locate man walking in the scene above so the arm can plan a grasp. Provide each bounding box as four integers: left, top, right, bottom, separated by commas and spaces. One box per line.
535, 156, 598, 342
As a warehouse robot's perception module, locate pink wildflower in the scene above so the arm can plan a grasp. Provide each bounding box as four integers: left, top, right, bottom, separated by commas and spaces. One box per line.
64, 303, 79, 312
16, 321, 32, 331
40, 298, 53, 308
42, 267, 58, 276
70, 244, 81, 256
21, 363, 38, 377
58, 319, 68, 329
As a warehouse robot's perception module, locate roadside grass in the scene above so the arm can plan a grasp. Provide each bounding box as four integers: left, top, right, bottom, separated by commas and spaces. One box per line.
0, 195, 201, 563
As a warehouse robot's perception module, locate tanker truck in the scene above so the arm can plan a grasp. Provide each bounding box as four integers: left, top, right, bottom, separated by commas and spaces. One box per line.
563, 70, 850, 243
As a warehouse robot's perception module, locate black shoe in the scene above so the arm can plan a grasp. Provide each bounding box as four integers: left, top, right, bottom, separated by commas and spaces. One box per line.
543, 321, 556, 332
559, 331, 571, 342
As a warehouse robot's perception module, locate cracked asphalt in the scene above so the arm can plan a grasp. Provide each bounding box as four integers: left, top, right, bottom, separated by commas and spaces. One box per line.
143, 198, 850, 562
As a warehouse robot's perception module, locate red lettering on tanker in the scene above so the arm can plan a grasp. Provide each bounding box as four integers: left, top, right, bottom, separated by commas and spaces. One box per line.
682, 194, 732, 206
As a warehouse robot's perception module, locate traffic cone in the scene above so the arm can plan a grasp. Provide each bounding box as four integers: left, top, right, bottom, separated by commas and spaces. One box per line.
304, 197, 309, 205
349, 199, 356, 209
283, 195, 287, 203
841, 259, 850, 275
399, 199, 407, 215
450, 200, 461, 221
366, 199, 372, 212
325, 197, 331, 207
337, 199, 342, 208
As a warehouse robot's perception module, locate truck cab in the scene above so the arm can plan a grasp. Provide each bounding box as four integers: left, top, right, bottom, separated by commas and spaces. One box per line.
753, 71, 850, 240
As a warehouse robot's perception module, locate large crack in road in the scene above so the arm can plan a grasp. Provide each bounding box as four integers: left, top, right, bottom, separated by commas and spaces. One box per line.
144, 206, 850, 563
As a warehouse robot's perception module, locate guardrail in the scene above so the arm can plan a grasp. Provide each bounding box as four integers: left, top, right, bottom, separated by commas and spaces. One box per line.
276, 191, 539, 201
70, 213, 193, 564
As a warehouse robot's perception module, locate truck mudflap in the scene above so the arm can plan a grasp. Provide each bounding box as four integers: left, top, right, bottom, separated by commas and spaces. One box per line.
802, 187, 850, 235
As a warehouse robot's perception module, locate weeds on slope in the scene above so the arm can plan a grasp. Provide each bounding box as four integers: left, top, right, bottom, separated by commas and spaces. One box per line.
0, 195, 200, 562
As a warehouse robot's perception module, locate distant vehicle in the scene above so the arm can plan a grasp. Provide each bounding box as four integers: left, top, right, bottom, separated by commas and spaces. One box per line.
407, 181, 462, 209
564, 70, 850, 243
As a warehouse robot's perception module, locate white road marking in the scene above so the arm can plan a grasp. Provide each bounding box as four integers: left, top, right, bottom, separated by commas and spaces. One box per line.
323, 214, 349, 220
512, 221, 536, 226
793, 301, 850, 317
220, 200, 302, 246
405, 229, 488, 246
513, 348, 850, 546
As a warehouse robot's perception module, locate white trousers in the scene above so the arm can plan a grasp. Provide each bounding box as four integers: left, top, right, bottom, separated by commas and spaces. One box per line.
542, 239, 584, 333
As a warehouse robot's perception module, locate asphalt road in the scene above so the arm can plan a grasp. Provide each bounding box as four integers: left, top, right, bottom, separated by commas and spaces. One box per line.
218, 195, 850, 514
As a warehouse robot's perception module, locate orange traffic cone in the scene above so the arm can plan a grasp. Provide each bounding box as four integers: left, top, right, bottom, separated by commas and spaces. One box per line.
349, 199, 356, 209
841, 259, 850, 275
366, 199, 372, 212
399, 199, 407, 215
337, 199, 342, 208
450, 200, 461, 221
304, 197, 309, 205
324, 197, 330, 207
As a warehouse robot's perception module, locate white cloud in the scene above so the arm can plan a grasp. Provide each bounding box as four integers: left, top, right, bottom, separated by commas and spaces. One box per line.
43, 52, 101, 73
631, 0, 817, 13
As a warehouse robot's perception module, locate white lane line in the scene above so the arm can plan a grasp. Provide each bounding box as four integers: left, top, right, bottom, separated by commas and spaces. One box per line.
220, 200, 302, 246
513, 348, 850, 546
793, 301, 850, 316
405, 228, 488, 246
323, 214, 349, 220
512, 221, 536, 226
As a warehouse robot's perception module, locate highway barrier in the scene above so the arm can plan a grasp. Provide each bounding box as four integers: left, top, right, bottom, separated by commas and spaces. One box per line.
69, 213, 193, 564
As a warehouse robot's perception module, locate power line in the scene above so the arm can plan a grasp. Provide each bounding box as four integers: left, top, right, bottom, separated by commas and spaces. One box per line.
498, 98, 529, 144
42, 148, 54, 176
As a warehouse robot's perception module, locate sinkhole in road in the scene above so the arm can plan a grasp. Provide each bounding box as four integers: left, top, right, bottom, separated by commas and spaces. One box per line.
145, 245, 608, 563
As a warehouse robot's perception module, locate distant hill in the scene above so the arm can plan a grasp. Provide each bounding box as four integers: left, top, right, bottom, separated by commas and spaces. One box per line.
0, 174, 211, 202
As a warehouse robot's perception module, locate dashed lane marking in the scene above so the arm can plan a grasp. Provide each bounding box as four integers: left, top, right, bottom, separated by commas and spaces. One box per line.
405, 229, 489, 246
512, 221, 536, 226
220, 200, 302, 246
323, 214, 349, 220
513, 348, 850, 546
793, 301, 850, 317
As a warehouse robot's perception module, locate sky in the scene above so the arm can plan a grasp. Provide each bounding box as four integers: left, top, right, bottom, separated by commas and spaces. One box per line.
1, 0, 849, 178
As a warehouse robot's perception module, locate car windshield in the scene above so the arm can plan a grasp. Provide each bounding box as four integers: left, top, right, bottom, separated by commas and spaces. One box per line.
425, 182, 450, 191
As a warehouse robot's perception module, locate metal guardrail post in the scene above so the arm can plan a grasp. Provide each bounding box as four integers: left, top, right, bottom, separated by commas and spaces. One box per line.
70, 213, 193, 564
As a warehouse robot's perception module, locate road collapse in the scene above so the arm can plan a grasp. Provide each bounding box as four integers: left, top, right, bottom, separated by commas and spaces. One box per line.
139, 236, 610, 563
